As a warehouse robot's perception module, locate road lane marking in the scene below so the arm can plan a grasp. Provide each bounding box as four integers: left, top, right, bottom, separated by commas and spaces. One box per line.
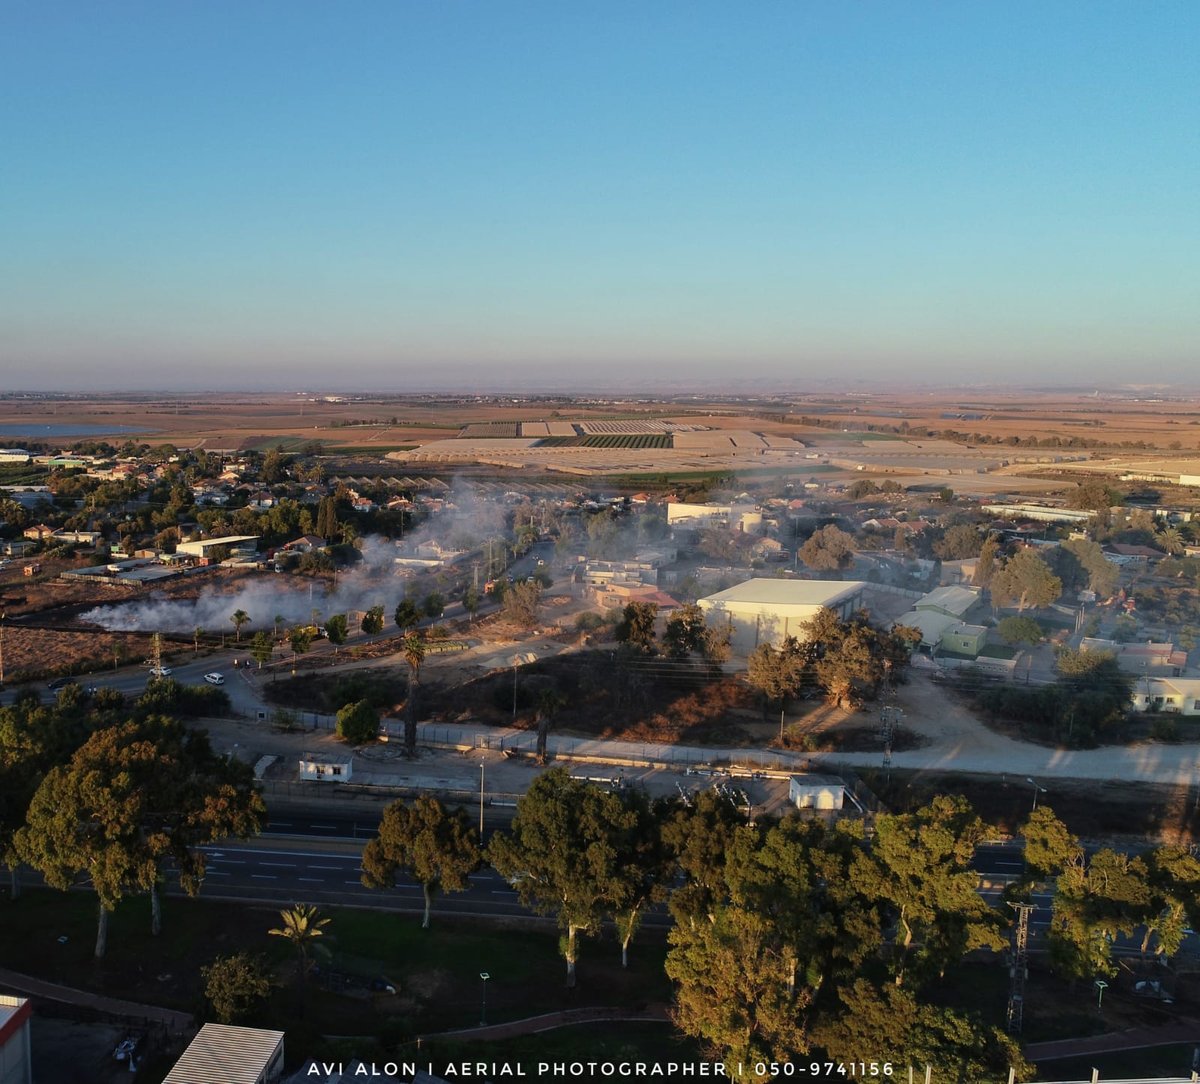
251, 874, 277, 880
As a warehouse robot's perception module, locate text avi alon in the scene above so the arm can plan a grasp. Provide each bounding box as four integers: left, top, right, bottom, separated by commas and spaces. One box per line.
307, 1061, 747, 1078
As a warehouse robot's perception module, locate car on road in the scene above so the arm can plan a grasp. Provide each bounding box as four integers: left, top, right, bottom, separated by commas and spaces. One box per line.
47, 676, 77, 691
148, 666, 173, 678
204, 672, 225, 685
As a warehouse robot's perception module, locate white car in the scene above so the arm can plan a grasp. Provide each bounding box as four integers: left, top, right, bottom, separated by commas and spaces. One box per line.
204, 672, 225, 686
148, 666, 173, 678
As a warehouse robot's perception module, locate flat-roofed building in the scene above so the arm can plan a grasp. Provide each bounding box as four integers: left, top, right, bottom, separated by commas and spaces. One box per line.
163, 1023, 284, 1084
698, 577, 866, 655
788, 774, 845, 811
0, 995, 32, 1084
176, 535, 260, 561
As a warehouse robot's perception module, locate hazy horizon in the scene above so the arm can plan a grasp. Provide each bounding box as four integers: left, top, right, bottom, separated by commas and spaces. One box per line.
3, 2, 1197, 390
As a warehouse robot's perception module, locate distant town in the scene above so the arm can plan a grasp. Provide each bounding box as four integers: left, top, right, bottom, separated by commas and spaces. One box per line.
2, 390, 1200, 1083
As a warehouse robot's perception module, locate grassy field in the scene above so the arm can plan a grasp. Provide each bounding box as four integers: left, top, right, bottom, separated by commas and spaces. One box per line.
0, 887, 672, 1039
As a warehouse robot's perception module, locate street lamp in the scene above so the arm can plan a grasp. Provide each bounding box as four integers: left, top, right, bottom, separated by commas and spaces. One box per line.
1094, 979, 1108, 1011
479, 971, 490, 1026
479, 759, 486, 835
1025, 777, 1047, 812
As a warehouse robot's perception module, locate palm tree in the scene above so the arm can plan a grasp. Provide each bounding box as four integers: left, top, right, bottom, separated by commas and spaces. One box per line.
274, 613, 284, 637
402, 633, 426, 756
268, 903, 330, 994
1157, 527, 1185, 556
231, 609, 250, 642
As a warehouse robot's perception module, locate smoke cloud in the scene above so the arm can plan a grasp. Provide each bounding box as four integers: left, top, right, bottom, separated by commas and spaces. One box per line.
81, 486, 509, 634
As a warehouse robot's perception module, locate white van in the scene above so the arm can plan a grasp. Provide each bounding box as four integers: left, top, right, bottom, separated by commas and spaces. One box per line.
204, 672, 225, 686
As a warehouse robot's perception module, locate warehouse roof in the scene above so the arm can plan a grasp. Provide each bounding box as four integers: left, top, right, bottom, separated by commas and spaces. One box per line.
163, 1024, 284, 1084
699, 578, 865, 608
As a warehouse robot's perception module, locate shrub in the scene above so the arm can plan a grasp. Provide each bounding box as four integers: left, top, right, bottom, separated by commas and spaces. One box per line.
336, 699, 379, 744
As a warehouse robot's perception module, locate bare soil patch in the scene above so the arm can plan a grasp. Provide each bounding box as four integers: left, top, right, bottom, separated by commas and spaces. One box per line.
860, 768, 1200, 844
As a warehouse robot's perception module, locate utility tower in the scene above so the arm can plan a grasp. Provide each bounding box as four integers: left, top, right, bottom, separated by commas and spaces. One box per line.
1006, 902, 1035, 1033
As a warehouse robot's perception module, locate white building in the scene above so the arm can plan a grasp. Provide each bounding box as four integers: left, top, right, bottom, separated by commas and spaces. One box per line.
0, 450, 31, 465
299, 753, 353, 782
788, 774, 845, 811
163, 1024, 284, 1084
981, 503, 1094, 524
697, 577, 866, 655
0, 995, 32, 1084
1129, 678, 1200, 716
667, 502, 763, 532
176, 535, 260, 560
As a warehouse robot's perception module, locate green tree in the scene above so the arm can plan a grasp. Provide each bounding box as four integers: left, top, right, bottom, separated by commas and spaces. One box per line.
361, 795, 481, 928
202, 952, 273, 1024
851, 795, 1005, 986
666, 903, 807, 1082
1020, 807, 1081, 883
661, 789, 746, 925
1067, 478, 1121, 512
798, 524, 856, 571
487, 768, 634, 987
811, 979, 1032, 1084
662, 603, 709, 660
1050, 848, 1150, 981
402, 633, 426, 755
990, 550, 1062, 612
15, 718, 263, 954
268, 903, 330, 994
462, 585, 481, 622
250, 630, 274, 669
394, 597, 420, 632
315, 495, 339, 541
746, 638, 806, 719
932, 525, 983, 561
996, 615, 1043, 647
324, 613, 348, 654
609, 789, 673, 968
231, 608, 250, 642
360, 605, 385, 636
421, 592, 445, 620
972, 536, 998, 588
502, 579, 542, 630
288, 626, 314, 657
335, 700, 379, 744
615, 601, 657, 653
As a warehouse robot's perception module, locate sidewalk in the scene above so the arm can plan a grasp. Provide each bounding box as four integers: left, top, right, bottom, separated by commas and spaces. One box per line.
0, 966, 193, 1033
429, 1003, 670, 1042
1025, 1017, 1200, 1062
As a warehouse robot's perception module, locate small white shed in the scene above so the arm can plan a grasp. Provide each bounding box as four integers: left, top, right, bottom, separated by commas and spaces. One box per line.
299, 752, 353, 783
788, 773, 845, 811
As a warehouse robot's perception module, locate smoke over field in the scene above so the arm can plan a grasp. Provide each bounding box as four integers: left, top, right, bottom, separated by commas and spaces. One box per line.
79, 490, 507, 634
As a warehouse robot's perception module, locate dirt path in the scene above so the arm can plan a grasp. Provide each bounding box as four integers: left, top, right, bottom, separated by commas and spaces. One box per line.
824, 672, 1200, 787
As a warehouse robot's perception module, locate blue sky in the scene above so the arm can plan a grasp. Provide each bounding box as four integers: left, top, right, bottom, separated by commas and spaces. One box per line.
1, 1, 1197, 391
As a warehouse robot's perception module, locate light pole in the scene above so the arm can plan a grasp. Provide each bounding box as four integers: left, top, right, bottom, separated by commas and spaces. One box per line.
1025, 777, 1047, 812
479, 759, 486, 835
479, 971, 490, 1026
1094, 979, 1108, 1011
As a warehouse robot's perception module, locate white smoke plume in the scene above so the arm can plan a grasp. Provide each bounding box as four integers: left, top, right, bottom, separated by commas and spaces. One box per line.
81, 485, 510, 634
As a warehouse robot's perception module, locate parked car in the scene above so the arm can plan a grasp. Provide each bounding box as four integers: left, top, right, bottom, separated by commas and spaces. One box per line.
148, 666, 173, 678
204, 672, 225, 685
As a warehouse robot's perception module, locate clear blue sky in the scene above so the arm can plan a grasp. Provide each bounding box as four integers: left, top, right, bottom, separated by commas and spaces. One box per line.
2, 1, 1197, 391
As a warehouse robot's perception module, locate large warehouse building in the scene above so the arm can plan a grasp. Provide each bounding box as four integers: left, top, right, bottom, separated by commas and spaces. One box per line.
698, 577, 867, 655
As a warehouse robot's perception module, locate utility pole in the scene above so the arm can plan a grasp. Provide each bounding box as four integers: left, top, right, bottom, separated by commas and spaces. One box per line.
1006, 902, 1034, 1033
0, 611, 6, 686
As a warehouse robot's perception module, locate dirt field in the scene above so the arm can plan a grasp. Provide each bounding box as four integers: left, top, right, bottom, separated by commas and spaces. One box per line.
5, 390, 1200, 456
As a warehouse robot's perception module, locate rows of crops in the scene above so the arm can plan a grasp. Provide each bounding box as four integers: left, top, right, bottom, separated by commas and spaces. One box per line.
581, 434, 672, 449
